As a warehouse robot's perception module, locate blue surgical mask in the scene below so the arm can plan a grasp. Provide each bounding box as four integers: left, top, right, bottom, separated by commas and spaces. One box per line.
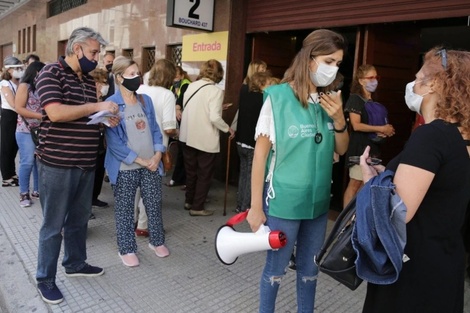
78, 46, 98, 74
365, 80, 378, 93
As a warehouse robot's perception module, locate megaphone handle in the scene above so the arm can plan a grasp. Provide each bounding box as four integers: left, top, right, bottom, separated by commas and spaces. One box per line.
226, 210, 249, 227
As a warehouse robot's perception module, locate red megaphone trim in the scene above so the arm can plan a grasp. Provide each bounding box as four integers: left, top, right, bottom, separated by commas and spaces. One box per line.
225, 210, 249, 227
269, 230, 287, 249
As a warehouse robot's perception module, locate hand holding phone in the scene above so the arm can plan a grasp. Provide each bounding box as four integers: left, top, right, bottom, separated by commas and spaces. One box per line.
348, 156, 381, 166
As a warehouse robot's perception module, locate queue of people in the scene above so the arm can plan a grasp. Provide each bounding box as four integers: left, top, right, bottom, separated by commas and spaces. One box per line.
1, 25, 470, 313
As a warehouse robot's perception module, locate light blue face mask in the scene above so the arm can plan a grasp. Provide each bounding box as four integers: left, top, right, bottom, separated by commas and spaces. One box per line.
365, 80, 378, 92
310, 59, 339, 87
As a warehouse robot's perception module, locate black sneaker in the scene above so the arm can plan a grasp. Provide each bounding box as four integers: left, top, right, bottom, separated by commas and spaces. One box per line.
37, 281, 64, 304
288, 253, 297, 271
92, 199, 108, 208
64, 263, 104, 277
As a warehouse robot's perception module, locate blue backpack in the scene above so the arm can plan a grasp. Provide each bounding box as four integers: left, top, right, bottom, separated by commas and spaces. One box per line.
364, 100, 388, 143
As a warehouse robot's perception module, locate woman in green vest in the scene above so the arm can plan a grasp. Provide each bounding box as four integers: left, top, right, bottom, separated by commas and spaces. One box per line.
246, 29, 349, 313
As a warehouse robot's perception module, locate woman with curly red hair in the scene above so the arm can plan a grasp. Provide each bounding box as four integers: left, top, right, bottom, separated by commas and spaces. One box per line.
360, 47, 470, 313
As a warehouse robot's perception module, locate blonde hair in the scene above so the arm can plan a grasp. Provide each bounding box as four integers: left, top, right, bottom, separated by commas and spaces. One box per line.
243, 59, 267, 85
199, 59, 224, 83
148, 59, 176, 89
89, 68, 108, 84
282, 29, 347, 108
249, 71, 272, 93
111, 56, 138, 84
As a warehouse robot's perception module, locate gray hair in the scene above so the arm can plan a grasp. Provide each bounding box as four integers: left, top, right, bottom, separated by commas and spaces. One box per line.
65, 27, 108, 56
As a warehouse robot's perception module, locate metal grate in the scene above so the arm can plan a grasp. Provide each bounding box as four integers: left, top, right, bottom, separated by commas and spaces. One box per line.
48, 0, 88, 18
122, 49, 133, 59
143, 47, 155, 73
170, 45, 182, 66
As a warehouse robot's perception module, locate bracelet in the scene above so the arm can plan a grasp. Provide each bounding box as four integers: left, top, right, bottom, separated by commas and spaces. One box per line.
333, 123, 348, 133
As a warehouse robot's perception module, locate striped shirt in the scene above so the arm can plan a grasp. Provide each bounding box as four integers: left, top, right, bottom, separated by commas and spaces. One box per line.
35, 57, 99, 170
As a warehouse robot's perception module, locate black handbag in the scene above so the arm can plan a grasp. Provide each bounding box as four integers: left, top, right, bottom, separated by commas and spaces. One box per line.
20, 115, 40, 146
314, 196, 363, 290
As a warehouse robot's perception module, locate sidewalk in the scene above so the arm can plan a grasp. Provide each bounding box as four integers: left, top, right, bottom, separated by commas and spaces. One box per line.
0, 168, 469, 313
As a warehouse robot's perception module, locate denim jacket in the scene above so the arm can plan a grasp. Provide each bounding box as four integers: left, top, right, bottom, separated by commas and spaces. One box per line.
104, 90, 165, 185
352, 169, 407, 284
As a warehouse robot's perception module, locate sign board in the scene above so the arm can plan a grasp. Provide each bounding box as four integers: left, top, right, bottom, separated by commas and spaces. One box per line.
182, 31, 228, 62
167, 0, 215, 32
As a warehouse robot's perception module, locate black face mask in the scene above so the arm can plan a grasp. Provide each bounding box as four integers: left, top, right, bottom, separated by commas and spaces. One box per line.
105, 63, 113, 72
121, 75, 141, 92
78, 46, 97, 74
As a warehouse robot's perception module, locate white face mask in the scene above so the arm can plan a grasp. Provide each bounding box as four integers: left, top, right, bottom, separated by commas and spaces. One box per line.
404, 81, 428, 114
310, 59, 339, 87
100, 84, 109, 97
12, 69, 24, 79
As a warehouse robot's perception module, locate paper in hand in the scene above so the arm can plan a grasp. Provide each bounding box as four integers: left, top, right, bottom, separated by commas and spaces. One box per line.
87, 110, 122, 126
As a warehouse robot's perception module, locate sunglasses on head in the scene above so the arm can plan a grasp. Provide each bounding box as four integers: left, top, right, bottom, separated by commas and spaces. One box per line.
362, 76, 380, 81
435, 49, 447, 70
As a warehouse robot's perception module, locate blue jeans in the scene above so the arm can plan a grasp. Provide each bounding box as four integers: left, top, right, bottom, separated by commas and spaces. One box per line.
36, 161, 94, 282
15, 131, 38, 194
260, 186, 328, 313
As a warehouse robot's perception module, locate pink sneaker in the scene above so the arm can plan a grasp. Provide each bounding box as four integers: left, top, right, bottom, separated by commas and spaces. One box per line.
148, 243, 170, 258
119, 253, 139, 267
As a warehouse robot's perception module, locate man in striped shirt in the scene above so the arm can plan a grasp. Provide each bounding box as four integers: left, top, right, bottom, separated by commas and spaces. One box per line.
35, 27, 120, 305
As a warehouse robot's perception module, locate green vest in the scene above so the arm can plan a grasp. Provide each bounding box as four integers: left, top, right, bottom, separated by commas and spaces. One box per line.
265, 83, 334, 220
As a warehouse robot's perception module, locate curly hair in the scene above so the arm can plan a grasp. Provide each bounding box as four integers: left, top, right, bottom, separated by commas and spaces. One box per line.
199, 59, 224, 83
350, 64, 376, 98
282, 29, 347, 108
422, 47, 470, 136
248, 71, 272, 92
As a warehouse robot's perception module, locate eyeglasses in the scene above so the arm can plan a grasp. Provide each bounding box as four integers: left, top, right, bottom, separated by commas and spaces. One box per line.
435, 49, 447, 70
362, 76, 380, 81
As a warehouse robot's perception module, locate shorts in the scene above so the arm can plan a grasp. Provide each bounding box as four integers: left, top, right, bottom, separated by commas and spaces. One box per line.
349, 164, 363, 181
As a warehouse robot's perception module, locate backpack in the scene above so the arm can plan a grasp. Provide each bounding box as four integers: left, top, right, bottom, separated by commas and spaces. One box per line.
364, 100, 388, 143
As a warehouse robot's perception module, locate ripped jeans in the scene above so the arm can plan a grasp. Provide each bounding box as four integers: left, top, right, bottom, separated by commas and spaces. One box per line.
260, 191, 328, 313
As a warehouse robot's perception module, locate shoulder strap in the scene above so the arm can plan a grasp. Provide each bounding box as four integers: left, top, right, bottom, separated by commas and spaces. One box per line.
183, 83, 211, 110
20, 115, 31, 130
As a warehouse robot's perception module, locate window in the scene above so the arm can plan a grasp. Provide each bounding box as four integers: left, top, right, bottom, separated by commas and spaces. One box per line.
168, 44, 182, 66
48, 0, 88, 18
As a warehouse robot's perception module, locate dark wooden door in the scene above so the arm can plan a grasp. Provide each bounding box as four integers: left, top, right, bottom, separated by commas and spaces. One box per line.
251, 33, 297, 79
359, 24, 421, 163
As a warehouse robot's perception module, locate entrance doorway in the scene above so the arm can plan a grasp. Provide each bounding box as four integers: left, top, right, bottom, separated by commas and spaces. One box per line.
246, 16, 469, 210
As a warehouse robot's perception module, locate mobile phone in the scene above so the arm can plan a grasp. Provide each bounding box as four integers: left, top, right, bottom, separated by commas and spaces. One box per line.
348, 156, 382, 166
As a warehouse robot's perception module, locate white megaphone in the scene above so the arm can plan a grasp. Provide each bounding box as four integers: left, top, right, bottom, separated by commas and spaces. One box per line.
215, 210, 287, 265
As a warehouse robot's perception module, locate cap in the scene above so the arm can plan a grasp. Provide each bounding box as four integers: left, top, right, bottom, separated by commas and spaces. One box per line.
4, 56, 22, 69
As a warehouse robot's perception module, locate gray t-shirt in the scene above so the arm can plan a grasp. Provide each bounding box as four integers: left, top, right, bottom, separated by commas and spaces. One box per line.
120, 103, 154, 171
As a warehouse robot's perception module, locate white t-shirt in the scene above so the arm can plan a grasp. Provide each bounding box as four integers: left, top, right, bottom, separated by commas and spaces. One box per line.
0, 80, 18, 111
137, 85, 177, 147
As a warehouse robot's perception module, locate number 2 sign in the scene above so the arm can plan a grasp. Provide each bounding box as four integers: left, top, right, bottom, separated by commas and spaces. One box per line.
166, 0, 215, 32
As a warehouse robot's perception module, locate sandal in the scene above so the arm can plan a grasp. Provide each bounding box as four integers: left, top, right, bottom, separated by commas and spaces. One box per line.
2, 178, 18, 187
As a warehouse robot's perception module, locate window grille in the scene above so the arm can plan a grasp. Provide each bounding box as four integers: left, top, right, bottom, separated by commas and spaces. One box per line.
48, 0, 88, 18
170, 45, 182, 66
143, 47, 155, 73
122, 49, 133, 59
